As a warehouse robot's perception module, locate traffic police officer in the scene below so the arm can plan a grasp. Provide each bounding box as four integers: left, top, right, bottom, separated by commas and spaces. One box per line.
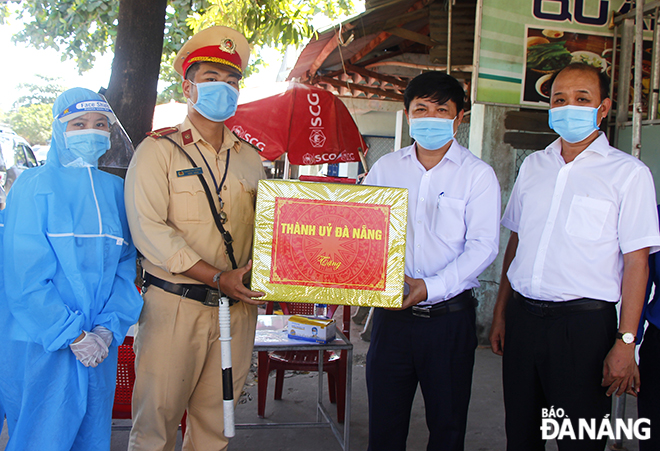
125, 26, 266, 451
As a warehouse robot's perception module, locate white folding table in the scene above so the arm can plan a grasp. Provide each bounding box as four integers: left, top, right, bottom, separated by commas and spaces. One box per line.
236, 314, 353, 450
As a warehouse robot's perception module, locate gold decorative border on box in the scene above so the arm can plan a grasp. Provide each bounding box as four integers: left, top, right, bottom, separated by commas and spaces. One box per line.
251, 180, 408, 308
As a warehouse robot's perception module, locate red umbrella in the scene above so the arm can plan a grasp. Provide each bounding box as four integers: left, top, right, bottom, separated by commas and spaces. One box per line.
226, 83, 366, 165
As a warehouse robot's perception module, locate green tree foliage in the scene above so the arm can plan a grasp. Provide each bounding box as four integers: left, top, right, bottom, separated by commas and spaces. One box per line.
13, 0, 118, 72
5, 76, 65, 145
11, 0, 198, 72
9, 0, 356, 152
6, 104, 54, 145
157, 53, 186, 104
0, 4, 9, 24
187, 0, 351, 50
156, 0, 354, 100
12, 0, 355, 76
13, 75, 66, 108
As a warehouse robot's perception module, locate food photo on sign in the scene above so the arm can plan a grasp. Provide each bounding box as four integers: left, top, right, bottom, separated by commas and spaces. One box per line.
250, 180, 408, 308
522, 26, 612, 105
521, 26, 655, 111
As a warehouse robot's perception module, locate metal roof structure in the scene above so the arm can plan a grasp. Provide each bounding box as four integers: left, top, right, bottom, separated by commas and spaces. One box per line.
287, 0, 478, 103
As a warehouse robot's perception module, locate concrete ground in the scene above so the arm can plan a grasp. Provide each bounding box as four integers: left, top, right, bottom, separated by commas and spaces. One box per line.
0, 306, 642, 450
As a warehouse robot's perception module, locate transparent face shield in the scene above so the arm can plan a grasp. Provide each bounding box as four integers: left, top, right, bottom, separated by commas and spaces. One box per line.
57, 95, 135, 174
98, 117, 134, 172
0, 184, 6, 209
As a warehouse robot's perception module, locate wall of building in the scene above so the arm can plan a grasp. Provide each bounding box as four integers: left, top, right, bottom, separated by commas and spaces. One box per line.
352, 111, 400, 138
469, 104, 513, 343
469, 104, 559, 344
617, 124, 660, 201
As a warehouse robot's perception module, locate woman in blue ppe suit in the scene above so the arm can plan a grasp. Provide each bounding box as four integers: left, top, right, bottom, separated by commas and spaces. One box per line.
0, 87, 143, 450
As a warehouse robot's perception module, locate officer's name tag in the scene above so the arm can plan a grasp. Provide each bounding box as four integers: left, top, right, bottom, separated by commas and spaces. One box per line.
177, 167, 203, 177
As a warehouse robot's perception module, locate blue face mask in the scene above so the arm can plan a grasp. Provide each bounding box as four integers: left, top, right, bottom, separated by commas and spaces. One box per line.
189, 81, 239, 122
62, 129, 111, 167
548, 105, 600, 143
409, 117, 456, 151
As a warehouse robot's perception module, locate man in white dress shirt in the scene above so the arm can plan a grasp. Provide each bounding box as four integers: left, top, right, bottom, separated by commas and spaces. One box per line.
489, 63, 660, 451
364, 71, 501, 451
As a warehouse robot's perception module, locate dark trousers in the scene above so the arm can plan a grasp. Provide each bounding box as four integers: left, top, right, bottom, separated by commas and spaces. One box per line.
366, 304, 477, 451
503, 294, 616, 451
639, 323, 660, 450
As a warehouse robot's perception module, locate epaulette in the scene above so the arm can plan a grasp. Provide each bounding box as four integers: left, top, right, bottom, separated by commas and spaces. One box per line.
147, 127, 178, 138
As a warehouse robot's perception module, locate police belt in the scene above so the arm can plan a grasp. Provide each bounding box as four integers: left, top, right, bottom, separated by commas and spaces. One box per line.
514, 291, 612, 318
407, 290, 476, 318
143, 272, 237, 307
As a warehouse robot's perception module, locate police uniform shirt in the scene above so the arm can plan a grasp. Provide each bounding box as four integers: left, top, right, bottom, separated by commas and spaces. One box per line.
125, 116, 265, 283
503, 132, 660, 302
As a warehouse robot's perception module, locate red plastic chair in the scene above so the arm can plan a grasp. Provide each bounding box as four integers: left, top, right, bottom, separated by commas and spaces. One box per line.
112, 336, 136, 419
113, 284, 141, 419
112, 335, 188, 436
258, 302, 351, 423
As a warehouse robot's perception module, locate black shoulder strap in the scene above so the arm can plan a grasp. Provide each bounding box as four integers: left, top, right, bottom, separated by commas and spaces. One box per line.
162, 135, 238, 270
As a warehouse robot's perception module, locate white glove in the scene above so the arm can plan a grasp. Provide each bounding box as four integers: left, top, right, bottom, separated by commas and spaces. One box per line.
70, 331, 109, 367
91, 325, 113, 348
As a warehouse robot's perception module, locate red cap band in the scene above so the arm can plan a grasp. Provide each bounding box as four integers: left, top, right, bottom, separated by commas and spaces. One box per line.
182, 44, 243, 77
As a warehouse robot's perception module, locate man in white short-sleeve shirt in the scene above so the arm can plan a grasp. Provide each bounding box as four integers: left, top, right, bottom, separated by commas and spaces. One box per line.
489, 63, 660, 451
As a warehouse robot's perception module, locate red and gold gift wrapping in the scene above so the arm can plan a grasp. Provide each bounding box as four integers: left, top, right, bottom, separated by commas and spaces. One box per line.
251, 180, 408, 308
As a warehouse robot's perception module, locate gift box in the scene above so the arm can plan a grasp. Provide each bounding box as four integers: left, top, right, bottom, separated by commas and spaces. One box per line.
251, 180, 408, 308
287, 315, 337, 344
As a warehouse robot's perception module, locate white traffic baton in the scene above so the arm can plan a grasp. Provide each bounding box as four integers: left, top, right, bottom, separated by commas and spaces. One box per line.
219, 296, 235, 437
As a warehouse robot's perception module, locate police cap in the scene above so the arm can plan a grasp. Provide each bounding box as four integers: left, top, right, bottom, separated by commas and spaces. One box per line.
174, 26, 250, 79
